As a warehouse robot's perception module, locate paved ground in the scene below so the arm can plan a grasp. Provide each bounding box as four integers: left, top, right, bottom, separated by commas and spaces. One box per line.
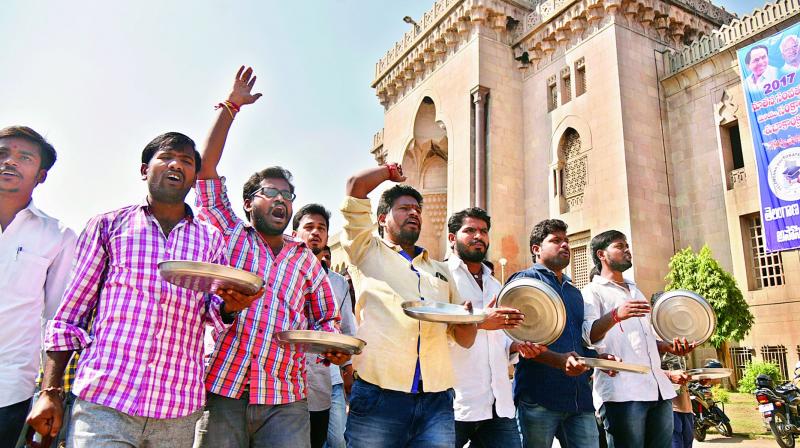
695, 434, 778, 447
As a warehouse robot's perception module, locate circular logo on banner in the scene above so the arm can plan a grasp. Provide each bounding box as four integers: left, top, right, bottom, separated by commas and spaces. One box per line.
767, 148, 800, 201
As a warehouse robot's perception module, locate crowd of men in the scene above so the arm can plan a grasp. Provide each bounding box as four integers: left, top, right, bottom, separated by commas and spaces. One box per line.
2, 67, 698, 448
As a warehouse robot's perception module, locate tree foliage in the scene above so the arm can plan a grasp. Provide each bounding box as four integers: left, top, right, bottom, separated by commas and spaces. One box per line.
664, 245, 754, 349
737, 361, 782, 394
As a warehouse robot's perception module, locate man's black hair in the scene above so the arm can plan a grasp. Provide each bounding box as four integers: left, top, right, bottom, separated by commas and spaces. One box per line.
745, 44, 769, 64
292, 203, 331, 231
528, 219, 568, 262
141, 132, 201, 170
447, 207, 491, 234
242, 166, 295, 220
0, 126, 57, 171
589, 229, 627, 271
376, 184, 423, 237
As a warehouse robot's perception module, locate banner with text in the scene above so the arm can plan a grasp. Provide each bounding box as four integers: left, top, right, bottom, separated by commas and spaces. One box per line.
738, 23, 800, 252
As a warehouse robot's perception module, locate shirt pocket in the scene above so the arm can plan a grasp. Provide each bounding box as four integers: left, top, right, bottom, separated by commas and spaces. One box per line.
420, 272, 451, 303
8, 251, 50, 299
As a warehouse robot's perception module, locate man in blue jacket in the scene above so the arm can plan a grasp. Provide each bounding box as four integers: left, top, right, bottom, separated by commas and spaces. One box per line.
510, 219, 599, 448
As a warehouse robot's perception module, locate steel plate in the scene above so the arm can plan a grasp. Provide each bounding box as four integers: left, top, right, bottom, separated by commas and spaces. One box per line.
652, 290, 716, 345
158, 260, 264, 295
577, 357, 651, 374
276, 330, 366, 355
685, 367, 733, 380
401, 300, 487, 324
497, 278, 566, 345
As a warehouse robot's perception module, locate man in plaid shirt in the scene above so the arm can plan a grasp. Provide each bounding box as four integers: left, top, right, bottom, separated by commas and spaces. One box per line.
193, 67, 346, 448
26, 132, 262, 447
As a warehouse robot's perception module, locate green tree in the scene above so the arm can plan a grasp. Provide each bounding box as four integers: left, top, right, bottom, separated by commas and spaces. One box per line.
737, 361, 781, 394
664, 245, 754, 349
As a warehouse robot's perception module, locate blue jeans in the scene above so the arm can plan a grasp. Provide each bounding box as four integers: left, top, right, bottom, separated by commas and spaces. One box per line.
672, 412, 693, 448
599, 400, 673, 448
344, 378, 454, 448
325, 384, 347, 448
516, 400, 598, 448
455, 406, 521, 448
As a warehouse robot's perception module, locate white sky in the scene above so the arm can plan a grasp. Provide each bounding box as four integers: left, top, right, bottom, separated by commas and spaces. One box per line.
1, 0, 765, 232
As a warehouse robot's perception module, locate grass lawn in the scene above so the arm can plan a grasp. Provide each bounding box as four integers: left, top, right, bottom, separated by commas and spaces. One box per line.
716, 392, 771, 439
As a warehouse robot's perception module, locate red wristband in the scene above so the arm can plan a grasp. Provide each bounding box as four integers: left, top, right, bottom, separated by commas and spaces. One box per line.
386, 163, 399, 178
227, 100, 241, 112
611, 307, 624, 332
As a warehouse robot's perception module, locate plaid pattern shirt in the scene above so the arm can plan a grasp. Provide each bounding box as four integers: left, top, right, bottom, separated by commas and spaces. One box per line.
45, 201, 229, 419
196, 178, 337, 405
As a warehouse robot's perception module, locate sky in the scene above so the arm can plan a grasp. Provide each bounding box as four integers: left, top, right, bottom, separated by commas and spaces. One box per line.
0, 0, 771, 232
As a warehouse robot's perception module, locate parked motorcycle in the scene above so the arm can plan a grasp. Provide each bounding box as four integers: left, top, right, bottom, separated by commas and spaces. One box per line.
755, 362, 800, 448
689, 380, 732, 441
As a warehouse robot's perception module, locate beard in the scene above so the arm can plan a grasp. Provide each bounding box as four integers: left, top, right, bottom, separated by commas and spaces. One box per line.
456, 241, 488, 263
253, 211, 288, 236
310, 246, 322, 255
609, 259, 632, 273
393, 228, 420, 247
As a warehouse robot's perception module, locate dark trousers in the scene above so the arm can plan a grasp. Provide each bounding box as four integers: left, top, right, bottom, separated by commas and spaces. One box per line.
455, 405, 521, 448
600, 400, 673, 448
0, 398, 31, 448
310, 409, 330, 448
671, 412, 694, 448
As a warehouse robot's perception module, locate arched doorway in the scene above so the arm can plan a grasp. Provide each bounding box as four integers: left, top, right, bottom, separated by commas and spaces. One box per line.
402, 97, 449, 260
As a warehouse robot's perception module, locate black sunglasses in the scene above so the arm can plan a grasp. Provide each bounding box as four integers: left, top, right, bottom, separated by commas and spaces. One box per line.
250, 186, 296, 202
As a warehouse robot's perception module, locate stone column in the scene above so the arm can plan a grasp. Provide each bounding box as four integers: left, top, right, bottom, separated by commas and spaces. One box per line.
471, 86, 490, 209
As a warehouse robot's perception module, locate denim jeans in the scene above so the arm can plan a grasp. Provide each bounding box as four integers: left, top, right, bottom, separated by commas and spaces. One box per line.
344, 378, 454, 448
671, 412, 694, 448
1, 397, 30, 448
599, 400, 673, 448
325, 384, 347, 448
455, 406, 521, 448
194, 392, 310, 448
516, 399, 598, 448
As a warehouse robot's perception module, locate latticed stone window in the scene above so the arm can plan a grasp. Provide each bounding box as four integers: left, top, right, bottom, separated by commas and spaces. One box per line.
547, 75, 558, 112
745, 214, 784, 289
575, 57, 586, 96
560, 128, 587, 212
761, 345, 789, 380
561, 66, 572, 104
568, 233, 591, 288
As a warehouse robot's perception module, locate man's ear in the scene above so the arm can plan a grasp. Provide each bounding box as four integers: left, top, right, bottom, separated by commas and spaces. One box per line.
531, 244, 540, 260
291, 230, 297, 237
140, 163, 148, 180
377, 213, 387, 230
447, 232, 456, 244
36, 169, 48, 185
243, 197, 253, 215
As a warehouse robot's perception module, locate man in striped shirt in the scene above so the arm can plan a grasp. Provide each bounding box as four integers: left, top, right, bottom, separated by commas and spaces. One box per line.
193, 67, 345, 448
26, 132, 262, 447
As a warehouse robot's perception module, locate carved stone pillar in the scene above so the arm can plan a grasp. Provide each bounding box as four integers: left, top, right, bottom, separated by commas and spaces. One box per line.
471, 86, 490, 209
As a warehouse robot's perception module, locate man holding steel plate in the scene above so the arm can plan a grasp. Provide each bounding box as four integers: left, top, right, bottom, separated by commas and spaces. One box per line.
509, 219, 610, 448
582, 230, 695, 448
193, 67, 345, 448
341, 164, 478, 448
445, 207, 545, 448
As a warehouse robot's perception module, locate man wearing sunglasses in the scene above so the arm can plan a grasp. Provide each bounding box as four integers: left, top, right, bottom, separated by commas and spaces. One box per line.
193, 67, 346, 448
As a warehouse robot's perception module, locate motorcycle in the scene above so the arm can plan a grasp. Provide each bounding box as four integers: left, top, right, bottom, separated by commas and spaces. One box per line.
689, 381, 732, 441
755, 363, 800, 448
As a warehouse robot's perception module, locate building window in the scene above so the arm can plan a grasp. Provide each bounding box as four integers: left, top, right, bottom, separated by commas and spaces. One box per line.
729, 124, 744, 169
547, 75, 558, 112
744, 214, 784, 289
575, 58, 586, 96
561, 67, 572, 104
559, 128, 587, 213
729, 346, 754, 384
568, 232, 591, 289
723, 122, 746, 189
761, 345, 789, 380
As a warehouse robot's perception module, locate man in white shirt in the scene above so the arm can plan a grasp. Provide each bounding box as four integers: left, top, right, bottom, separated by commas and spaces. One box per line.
445, 207, 544, 448
582, 230, 693, 448
744, 45, 779, 93
780, 34, 800, 74
0, 126, 76, 447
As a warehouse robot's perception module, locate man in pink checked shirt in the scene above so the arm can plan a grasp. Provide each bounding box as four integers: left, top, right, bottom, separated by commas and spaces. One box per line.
192, 67, 346, 448
26, 132, 263, 447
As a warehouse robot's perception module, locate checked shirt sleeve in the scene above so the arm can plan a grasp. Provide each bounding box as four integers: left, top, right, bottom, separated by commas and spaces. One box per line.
306, 260, 338, 334
203, 230, 233, 335
45, 214, 109, 352
195, 177, 243, 236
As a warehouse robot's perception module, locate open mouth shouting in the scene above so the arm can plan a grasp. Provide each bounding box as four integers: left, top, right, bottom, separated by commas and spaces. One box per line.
0, 167, 21, 179
270, 204, 288, 222
164, 171, 184, 185
404, 217, 420, 230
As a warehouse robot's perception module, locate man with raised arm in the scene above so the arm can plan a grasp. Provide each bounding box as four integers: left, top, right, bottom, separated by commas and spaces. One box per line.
341, 163, 477, 448
582, 230, 695, 448
193, 67, 346, 448
26, 132, 261, 447
0, 127, 76, 447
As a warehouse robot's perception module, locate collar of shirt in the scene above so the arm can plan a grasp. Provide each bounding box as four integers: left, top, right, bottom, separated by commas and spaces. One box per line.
532, 262, 572, 285
381, 238, 428, 261
139, 197, 195, 221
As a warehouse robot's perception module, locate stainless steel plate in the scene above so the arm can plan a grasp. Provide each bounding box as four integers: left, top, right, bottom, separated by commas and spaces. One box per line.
685, 368, 733, 380
652, 290, 716, 345
158, 260, 264, 295
497, 278, 566, 345
577, 357, 651, 374
401, 300, 487, 324
276, 330, 366, 355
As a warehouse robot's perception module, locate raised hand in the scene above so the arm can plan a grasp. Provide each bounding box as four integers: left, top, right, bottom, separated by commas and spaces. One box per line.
386, 163, 407, 183
229, 66, 263, 107
615, 300, 651, 320
479, 296, 524, 331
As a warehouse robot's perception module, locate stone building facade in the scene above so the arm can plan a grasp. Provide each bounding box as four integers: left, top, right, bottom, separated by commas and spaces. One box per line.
332, 0, 800, 380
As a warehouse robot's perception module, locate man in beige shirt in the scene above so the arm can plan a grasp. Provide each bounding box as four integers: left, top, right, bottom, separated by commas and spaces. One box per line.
340, 163, 477, 448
